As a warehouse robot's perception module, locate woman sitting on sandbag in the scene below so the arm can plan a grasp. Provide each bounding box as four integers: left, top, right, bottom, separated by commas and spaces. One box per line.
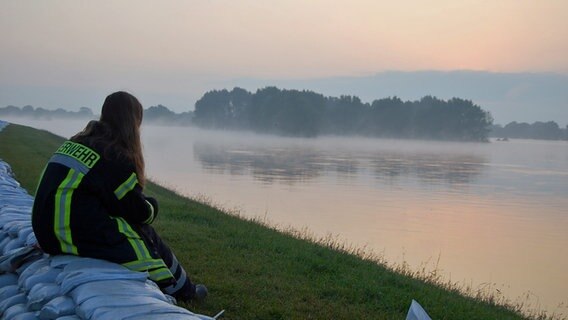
31, 91, 207, 302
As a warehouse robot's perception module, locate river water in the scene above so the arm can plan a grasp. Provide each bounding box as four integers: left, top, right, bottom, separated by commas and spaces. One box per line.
4, 118, 568, 314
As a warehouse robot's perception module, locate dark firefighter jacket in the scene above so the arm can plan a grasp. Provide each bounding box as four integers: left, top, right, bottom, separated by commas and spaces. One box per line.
32, 140, 173, 283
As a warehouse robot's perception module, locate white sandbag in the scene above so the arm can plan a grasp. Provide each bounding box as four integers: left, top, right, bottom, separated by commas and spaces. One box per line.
4, 303, 28, 320
70, 280, 167, 304
28, 283, 61, 311
0, 273, 19, 287
125, 314, 216, 320
0, 246, 43, 272
6, 221, 31, 237
53, 315, 81, 320
49, 255, 84, 269
0, 292, 27, 316
25, 233, 37, 247
0, 209, 32, 218
18, 259, 50, 287
3, 238, 28, 253
0, 237, 12, 253
406, 300, 432, 320
0, 285, 20, 301
39, 296, 76, 320
76, 295, 175, 319
18, 227, 34, 242
62, 257, 128, 271
86, 302, 197, 320
0, 231, 9, 242
59, 268, 148, 294
23, 267, 62, 293
12, 312, 41, 320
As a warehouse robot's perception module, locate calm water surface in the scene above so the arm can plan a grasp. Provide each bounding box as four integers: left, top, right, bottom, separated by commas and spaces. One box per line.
6, 118, 568, 313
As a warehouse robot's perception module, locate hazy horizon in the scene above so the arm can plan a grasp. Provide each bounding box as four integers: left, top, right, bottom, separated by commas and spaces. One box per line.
2, 70, 567, 126
2, 1, 567, 125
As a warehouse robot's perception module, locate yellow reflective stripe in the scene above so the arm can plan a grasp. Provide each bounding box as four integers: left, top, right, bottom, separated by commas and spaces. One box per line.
112, 217, 173, 281
123, 258, 168, 271
113, 217, 152, 260
149, 267, 174, 282
114, 173, 138, 200
122, 256, 173, 281
122, 261, 173, 281
54, 169, 83, 255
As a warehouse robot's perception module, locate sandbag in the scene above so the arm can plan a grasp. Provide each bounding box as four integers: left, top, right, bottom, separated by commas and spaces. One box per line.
0, 284, 20, 301
70, 280, 167, 304
28, 283, 61, 311
23, 267, 62, 293
18, 259, 50, 287
39, 296, 76, 319
4, 303, 28, 320
76, 295, 175, 319
52, 315, 81, 320
86, 302, 196, 320
0, 273, 18, 287
11, 311, 40, 320
0, 293, 27, 316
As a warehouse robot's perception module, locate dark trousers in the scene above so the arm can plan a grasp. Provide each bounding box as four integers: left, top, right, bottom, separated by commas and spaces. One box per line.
139, 224, 196, 301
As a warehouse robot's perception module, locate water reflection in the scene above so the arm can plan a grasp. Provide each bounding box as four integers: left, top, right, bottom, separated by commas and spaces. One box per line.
193, 141, 487, 186
370, 154, 487, 185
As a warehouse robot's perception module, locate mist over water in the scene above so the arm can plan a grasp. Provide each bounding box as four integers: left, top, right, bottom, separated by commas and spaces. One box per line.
4, 117, 568, 314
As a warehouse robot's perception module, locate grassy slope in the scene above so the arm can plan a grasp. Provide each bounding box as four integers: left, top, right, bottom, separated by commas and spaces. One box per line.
0, 123, 526, 320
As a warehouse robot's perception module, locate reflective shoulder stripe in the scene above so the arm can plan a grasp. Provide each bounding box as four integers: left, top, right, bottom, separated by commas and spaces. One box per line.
114, 173, 138, 200
54, 168, 84, 255
50, 154, 90, 175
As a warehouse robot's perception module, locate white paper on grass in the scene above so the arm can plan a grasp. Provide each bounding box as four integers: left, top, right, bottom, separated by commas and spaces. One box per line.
406, 300, 432, 320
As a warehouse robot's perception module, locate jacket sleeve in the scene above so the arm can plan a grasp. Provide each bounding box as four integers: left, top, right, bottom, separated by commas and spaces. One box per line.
112, 172, 156, 225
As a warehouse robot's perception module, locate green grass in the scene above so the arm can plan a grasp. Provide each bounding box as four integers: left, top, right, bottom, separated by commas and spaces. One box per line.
0, 123, 547, 319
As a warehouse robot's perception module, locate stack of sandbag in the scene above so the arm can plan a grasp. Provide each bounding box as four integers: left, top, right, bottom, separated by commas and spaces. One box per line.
0, 156, 215, 320
0, 252, 214, 320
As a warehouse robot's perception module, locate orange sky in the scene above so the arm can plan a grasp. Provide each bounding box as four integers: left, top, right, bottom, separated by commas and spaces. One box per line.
0, 1, 567, 111
2, 1, 567, 80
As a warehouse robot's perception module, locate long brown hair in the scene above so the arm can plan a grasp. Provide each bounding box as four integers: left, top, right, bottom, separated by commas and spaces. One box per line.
71, 91, 146, 186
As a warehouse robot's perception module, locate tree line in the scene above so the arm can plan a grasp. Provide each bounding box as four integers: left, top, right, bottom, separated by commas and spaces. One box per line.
193, 87, 493, 141
0, 105, 95, 119
491, 121, 567, 140
0, 104, 192, 126
4, 89, 565, 142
